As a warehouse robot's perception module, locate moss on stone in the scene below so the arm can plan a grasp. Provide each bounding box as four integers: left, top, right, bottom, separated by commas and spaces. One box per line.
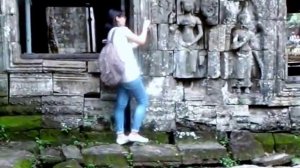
84, 154, 128, 167
0, 105, 41, 115
253, 133, 274, 153
274, 133, 300, 156
8, 130, 39, 141
13, 159, 33, 168
0, 115, 42, 131
83, 131, 115, 144
0, 97, 8, 105
142, 131, 169, 144
40, 129, 82, 145
53, 159, 82, 168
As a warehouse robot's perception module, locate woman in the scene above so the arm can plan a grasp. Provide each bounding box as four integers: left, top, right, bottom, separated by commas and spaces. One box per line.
106, 9, 150, 145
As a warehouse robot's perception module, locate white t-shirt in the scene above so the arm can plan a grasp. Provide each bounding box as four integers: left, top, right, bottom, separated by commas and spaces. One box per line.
107, 27, 141, 82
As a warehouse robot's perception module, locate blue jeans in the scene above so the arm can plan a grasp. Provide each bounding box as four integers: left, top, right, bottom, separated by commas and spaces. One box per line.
114, 77, 149, 134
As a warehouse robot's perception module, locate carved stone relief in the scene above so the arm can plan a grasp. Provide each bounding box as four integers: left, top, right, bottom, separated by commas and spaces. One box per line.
230, 2, 264, 94
46, 7, 89, 54
168, 0, 205, 78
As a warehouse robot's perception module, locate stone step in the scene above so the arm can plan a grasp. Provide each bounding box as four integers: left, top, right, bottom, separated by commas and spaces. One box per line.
0, 141, 227, 167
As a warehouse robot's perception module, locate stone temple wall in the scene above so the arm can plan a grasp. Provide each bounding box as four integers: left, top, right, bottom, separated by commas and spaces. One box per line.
2, 0, 300, 167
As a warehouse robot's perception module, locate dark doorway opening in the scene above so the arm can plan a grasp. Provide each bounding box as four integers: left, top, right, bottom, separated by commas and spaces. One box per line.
18, 0, 130, 53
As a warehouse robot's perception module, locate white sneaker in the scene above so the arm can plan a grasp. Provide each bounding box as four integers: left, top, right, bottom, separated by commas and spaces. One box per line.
128, 133, 149, 143
116, 134, 129, 145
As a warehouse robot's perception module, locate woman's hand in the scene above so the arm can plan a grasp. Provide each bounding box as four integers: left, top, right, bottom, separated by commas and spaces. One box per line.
143, 19, 151, 30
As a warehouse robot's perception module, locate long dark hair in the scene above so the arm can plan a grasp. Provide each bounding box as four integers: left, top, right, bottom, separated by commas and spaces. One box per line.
105, 9, 125, 30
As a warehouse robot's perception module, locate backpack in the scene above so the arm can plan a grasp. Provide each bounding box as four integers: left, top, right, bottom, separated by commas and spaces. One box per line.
98, 29, 125, 86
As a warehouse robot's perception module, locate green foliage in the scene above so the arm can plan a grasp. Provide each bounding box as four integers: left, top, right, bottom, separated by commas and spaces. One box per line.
218, 134, 229, 147
0, 125, 9, 142
60, 123, 72, 134
35, 137, 50, 150
85, 163, 96, 168
126, 152, 133, 168
220, 156, 238, 168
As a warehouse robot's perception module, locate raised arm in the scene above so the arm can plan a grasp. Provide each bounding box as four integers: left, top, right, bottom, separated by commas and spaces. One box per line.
126, 19, 151, 45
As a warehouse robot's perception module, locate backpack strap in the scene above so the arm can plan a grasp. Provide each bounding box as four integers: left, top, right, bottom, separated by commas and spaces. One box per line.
108, 28, 117, 43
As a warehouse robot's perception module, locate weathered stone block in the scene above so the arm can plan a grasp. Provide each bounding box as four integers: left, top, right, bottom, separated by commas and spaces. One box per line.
151, 0, 174, 24
82, 144, 128, 167
0, 105, 41, 115
149, 51, 173, 76
0, 0, 18, 15
176, 102, 217, 127
10, 73, 52, 96
290, 106, 300, 130
130, 144, 180, 167
53, 73, 99, 95
220, 52, 234, 79
143, 100, 176, 131
0, 97, 7, 105
47, 7, 89, 53
220, 0, 240, 25
53, 160, 82, 168
175, 129, 217, 144
256, 20, 278, 51
61, 145, 83, 161
252, 153, 292, 167
206, 79, 226, 105
83, 98, 113, 131
276, 21, 286, 80
145, 76, 183, 101
178, 142, 227, 165
278, 0, 287, 20
42, 96, 84, 115
9, 96, 41, 106
84, 98, 113, 116
207, 51, 220, 78
274, 133, 300, 155
173, 50, 207, 78
229, 131, 265, 161
183, 80, 206, 101
40, 129, 82, 145
43, 60, 86, 73
40, 147, 64, 164
100, 84, 116, 101
208, 25, 226, 51
0, 115, 42, 131
87, 60, 99, 73
200, 0, 219, 26
158, 24, 169, 50
0, 147, 34, 168
7, 42, 43, 72
142, 130, 170, 144
251, 0, 279, 19
142, 24, 158, 51
83, 131, 115, 144
8, 130, 39, 141
0, 73, 8, 97
0, 15, 19, 42
216, 105, 249, 131
42, 115, 83, 129
248, 107, 291, 131
253, 133, 275, 153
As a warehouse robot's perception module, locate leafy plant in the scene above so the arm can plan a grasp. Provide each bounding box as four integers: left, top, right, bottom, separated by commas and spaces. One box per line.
85, 163, 96, 168
126, 152, 133, 167
0, 125, 9, 142
60, 122, 72, 134
220, 156, 238, 168
35, 137, 50, 150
